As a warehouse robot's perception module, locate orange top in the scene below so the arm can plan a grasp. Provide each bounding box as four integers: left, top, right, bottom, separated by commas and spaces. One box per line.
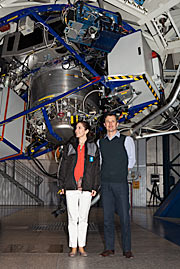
74, 144, 85, 182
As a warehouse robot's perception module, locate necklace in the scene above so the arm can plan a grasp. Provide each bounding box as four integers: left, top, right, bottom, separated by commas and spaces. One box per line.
79, 143, 84, 150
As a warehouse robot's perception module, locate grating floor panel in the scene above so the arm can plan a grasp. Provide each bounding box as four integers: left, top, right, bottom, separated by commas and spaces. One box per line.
32, 222, 99, 232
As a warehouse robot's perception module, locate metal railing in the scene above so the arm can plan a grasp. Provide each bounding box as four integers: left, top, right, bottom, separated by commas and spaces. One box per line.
0, 160, 44, 206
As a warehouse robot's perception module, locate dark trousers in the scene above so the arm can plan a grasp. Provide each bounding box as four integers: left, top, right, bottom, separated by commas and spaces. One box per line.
101, 182, 131, 252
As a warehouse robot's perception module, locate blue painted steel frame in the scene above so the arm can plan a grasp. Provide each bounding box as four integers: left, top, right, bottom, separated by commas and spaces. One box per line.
0, 4, 67, 27
0, 4, 103, 80
2, 138, 21, 153
0, 3, 135, 160
0, 77, 103, 127
42, 107, 62, 142
0, 142, 53, 162
31, 12, 109, 88
30, 142, 49, 154
119, 100, 158, 122
0, 77, 102, 161
0, 3, 130, 87
106, 80, 135, 89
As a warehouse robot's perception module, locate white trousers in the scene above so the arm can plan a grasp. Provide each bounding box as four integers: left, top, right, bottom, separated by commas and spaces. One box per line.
66, 190, 92, 248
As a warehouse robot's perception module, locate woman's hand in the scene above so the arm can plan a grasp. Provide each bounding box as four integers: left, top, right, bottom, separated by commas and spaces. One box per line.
58, 189, 64, 195
91, 190, 96, 197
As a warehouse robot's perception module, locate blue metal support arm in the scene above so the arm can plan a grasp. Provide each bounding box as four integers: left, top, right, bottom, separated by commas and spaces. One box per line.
0, 3, 134, 92
32, 148, 54, 159
1, 138, 21, 153
0, 4, 67, 27
30, 142, 49, 154
0, 148, 53, 162
30, 11, 110, 89
0, 77, 103, 127
119, 100, 159, 123
42, 107, 62, 142
128, 100, 158, 114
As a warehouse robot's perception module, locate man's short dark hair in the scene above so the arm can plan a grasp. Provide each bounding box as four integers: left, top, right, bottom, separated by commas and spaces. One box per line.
104, 112, 118, 122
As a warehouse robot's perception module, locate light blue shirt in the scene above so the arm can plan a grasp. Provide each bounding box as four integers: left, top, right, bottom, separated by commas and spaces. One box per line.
98, 131, 136, 169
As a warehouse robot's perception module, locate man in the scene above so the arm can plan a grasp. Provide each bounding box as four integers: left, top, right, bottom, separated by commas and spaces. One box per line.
99, 113, 136, 258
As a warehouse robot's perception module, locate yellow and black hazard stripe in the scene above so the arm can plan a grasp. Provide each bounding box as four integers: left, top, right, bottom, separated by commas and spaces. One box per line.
119, 101, 158, 120
142, 75, 160, 102
133, 102, 159, 116
107, 74, 160, 102
107, 75, 143, 81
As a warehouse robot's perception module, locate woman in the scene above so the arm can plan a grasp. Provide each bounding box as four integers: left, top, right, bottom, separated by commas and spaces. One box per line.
59, 121, 100, 257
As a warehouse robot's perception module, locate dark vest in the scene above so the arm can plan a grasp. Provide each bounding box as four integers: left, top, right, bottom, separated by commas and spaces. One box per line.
100, 135, 128, 183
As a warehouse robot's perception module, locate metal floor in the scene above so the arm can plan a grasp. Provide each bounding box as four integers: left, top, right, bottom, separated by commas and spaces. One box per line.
0, 206, 180, 269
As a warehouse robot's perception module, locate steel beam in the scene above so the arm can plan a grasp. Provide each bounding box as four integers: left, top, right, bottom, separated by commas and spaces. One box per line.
163, 135, 170, 198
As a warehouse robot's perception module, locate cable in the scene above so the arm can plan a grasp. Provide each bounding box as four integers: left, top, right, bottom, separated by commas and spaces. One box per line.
141, 126, 174, 133
35, 22, 55, 50
82, 89, 101, 112
32, 158, 57, 179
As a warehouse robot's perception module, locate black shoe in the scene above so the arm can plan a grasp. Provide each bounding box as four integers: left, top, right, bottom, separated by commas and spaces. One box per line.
99, 250, 115, 257
123, 251, 134, 258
